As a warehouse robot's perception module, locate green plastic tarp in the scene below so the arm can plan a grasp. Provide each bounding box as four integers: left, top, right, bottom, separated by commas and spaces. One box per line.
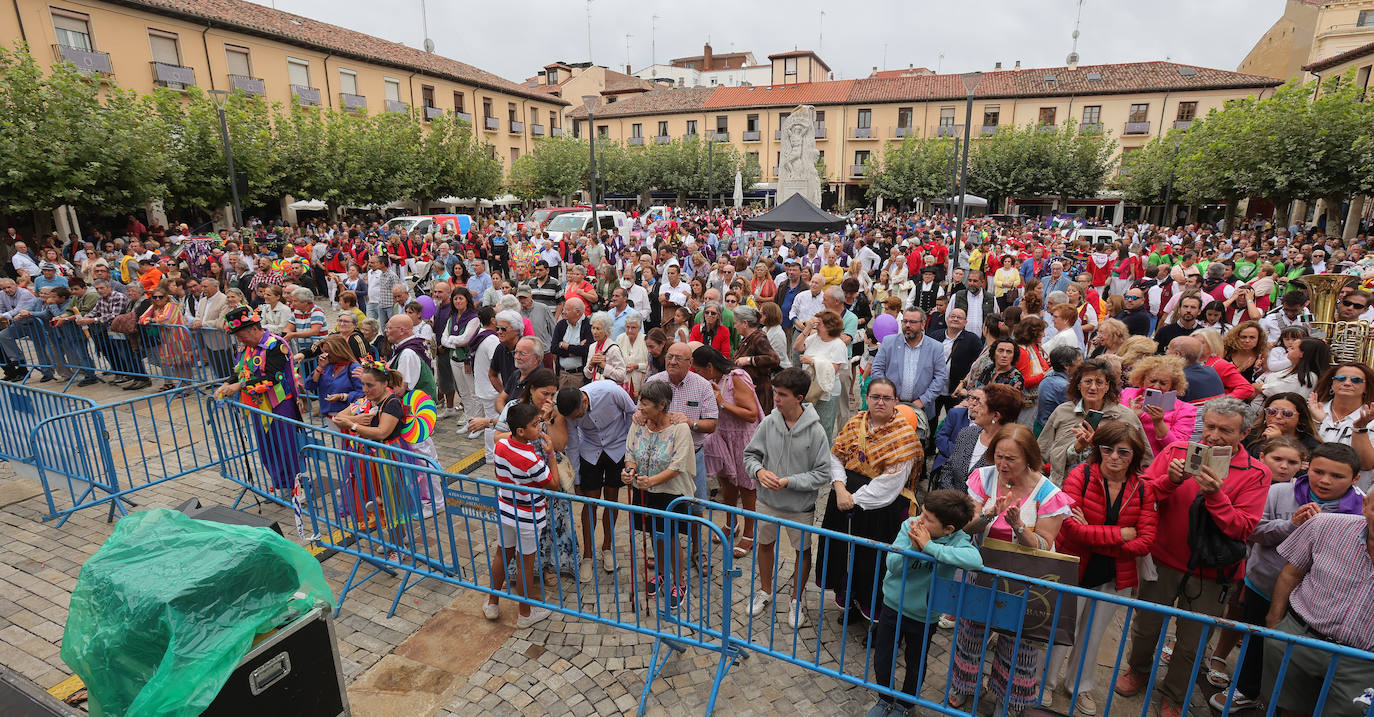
60, 508, 332, 717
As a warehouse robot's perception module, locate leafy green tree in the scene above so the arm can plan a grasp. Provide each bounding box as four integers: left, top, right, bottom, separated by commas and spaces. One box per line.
866, 136, 957, 205
1038, 120, 1117, 208
0, 43, 167, 215
507, 135, 588, 200
155, 87, 279, 215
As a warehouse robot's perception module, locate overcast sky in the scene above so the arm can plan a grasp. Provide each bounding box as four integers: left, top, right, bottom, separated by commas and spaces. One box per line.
249, 0, 1283, 82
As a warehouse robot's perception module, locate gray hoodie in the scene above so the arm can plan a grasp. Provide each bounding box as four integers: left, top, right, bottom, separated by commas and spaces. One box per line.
743, 404, 833, 514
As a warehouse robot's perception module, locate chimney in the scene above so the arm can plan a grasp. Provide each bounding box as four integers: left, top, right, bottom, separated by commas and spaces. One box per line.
994, 61, 1002, 71
1067, 53, 1079, 71
872, 66, 878, 75
1014, 60, 1021, 70
703, 43, 714, 71
626, 64, 632, 74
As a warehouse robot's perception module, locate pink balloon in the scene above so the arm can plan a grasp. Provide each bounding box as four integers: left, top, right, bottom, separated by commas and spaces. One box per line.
417, 295, 436, 320
873, 313, 898, 343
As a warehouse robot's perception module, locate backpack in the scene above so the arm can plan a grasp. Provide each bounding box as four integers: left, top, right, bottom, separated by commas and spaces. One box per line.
1177, 492, 1247, 602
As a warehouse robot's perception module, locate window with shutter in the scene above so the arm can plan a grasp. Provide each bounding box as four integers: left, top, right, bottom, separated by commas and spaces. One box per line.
148, 33, 179, 65
225, 47, 251, 77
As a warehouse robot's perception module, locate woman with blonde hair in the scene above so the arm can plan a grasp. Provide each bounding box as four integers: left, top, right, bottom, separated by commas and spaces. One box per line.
1089, 318, 1128, 359
1192, 328, 1256, 401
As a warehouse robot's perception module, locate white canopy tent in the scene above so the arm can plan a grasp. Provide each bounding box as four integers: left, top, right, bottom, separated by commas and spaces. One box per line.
932, 193, 989, 208
286, 199, 327, 211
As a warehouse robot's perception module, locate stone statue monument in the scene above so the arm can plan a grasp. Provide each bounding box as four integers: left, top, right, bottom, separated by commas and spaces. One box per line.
777, 105, 822, 206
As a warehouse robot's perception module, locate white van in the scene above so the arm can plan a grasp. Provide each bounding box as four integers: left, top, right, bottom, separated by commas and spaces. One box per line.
544, 211, 629, 243
1070, 227, 1120, 245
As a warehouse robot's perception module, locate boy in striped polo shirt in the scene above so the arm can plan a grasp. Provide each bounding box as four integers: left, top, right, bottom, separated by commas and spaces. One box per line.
484, 402, 557, 628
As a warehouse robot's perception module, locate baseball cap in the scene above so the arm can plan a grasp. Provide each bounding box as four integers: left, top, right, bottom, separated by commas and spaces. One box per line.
515, 287, 533, 298
39, 262, 57, 271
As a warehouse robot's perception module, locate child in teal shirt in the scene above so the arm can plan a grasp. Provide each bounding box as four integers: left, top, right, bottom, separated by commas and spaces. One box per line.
868, 490, 984, 717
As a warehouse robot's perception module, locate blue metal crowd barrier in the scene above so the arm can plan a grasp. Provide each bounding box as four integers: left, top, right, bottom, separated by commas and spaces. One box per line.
13, 383, 1374, 716
207, 399, 741, 715
6, 319, 244, 388
0, 381, 97, 466
25, 381, 223, 525
674, 497, 1374, 717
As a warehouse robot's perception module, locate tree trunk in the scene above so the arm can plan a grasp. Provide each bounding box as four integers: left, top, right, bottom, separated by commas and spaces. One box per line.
1222, 195, 1238, 233
1270, 197, 1290, 230
1325, 194, 1345, 238
1343, 195, 1366, 240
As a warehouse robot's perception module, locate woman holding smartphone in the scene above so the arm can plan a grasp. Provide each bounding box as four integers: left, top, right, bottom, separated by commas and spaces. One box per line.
1038, 358, 1152, 484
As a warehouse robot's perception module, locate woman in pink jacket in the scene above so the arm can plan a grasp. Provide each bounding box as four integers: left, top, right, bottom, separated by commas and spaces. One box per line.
1122, 356, 1198, 456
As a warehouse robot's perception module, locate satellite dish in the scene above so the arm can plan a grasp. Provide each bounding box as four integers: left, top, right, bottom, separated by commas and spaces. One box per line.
424, 37, 435, 53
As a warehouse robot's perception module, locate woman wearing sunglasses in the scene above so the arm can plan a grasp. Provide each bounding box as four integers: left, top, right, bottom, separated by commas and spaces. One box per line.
1309, 363, 1374, 489
1044, 420, 1157, 716
1243, 392, 1319, 456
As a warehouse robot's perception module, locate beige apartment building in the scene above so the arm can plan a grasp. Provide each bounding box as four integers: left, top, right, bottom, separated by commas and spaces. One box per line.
568, 52, 1281, 209
1241, 0, 1374, 82
1, 0, 568, 177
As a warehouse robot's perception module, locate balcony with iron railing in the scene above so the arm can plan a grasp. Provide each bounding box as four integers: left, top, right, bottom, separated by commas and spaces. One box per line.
712, 131, 729, 141
455, 111, 473, 124
743, 130, 761, 141
1173, 119, 1193, 130
53, 44, 111, 75
510, 120, 524, 134
1316, 20, 1374, 40
339, 93, 367, 111
1080, 122, 1104, 133
1037, 124, 1058, 133
1124, 121, 1151, 135
229, 74, 265, 95
385, 100, 408, 114
893, 126, 915, 138
980, 125, 998, 136
291, 84, 321, 105
853, 126, 874, 139
532, 124, 545, 136
423, 105, 444, 120
628, 136, 645, 145
550, 126, 562, 137
150, 61, 195, 89
936, 124, 962, 137
484, 116, 499, 131
850, 164, 868, 177
655, 134, 671, 144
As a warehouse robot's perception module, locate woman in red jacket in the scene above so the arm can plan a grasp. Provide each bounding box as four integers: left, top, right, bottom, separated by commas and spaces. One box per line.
1043, 420, 1157, 716
1012, 316, 1050, 424
689, 301, 732, 358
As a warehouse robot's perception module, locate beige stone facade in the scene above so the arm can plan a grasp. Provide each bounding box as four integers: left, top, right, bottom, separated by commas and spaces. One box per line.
2, 0, 568, 174
568, 62, 1280, 192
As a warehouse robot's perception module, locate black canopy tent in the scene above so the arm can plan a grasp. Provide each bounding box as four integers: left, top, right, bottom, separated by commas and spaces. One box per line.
741, 193, 847, 233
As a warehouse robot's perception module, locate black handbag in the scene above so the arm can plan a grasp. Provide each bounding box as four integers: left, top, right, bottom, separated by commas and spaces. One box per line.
1177, 493, 1247, 601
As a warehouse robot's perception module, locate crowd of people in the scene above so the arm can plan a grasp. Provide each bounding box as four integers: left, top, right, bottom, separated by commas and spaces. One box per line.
5, 206, 1374, 716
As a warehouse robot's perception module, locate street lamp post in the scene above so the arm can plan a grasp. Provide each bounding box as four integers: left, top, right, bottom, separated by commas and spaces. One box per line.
582, 95, 602, 243
706, 134, 715, 211
207, 90, 242, 229
954, 71, 982, 277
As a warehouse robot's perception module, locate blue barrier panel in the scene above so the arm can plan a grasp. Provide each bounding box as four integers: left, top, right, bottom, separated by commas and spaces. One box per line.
0, 380, 97, 465
204, 400, 741, 715
0, 316, 56, 377
26, 381, 223, 525
671, 497, 1374, 717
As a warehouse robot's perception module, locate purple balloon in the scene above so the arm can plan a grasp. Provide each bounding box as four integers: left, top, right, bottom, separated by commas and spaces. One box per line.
417, 295, 436, 320
872, 313, 898, 343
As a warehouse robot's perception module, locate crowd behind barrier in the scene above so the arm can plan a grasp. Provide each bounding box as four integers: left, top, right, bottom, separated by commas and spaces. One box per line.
9, 207, 1374, 716
4, 384, 1371, 716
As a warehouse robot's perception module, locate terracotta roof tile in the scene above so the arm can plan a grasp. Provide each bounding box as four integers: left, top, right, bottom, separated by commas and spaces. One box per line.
602, 69, 653, 94
703, 80, 855, 109
1303, 40, 1374, 73
846, 61, 1280, 103
566, 86, 715, 119
567, 61, 1280, 120
870, 68, 932, 78
111, 0, 567, 104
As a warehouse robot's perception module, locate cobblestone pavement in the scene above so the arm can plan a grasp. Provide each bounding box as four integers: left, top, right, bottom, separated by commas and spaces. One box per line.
0, 381, 1214, 716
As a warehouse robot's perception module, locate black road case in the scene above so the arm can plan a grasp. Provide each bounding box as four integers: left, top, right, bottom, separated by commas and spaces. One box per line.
202, 605, 350, 716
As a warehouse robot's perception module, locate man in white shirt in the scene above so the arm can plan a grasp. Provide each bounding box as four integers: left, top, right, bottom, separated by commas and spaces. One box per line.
856, 238, 881, 275
787, 274, 826, 328
658, 264, 689, 307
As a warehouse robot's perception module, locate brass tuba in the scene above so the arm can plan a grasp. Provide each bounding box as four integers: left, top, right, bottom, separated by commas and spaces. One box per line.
1295, 273, 1374, 364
